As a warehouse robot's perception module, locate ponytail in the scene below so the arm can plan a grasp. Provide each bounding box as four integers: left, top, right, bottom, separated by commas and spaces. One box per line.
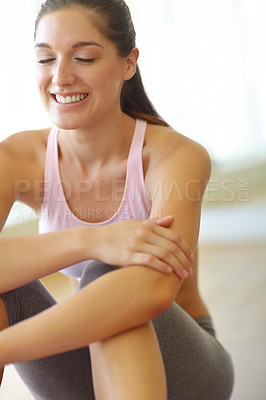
121, 66, 169, 127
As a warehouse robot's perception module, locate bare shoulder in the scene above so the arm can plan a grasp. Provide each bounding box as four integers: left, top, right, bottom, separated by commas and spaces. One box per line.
0, 128, 50, 220
145, 124, 211, 183
0, 128, 50, 164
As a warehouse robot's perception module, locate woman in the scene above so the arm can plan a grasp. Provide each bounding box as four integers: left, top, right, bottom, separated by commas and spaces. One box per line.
0, 0, 234, 399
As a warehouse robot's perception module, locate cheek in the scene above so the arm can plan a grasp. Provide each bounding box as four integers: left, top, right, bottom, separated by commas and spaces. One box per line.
96, 63, 125, 91
35, 69, 49, 92
35, 71, 51, 109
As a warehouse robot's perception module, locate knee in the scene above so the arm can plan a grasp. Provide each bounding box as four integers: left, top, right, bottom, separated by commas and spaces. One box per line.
79, 261, 121, 289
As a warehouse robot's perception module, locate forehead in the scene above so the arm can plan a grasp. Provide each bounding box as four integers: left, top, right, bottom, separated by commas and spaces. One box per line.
35, 7, 111, 49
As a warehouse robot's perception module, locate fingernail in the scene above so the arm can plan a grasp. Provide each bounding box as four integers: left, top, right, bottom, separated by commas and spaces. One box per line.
166, 267, 173, 274
190, 254, 194, 262
189, 267, 193, 276
182, 270, 189, 279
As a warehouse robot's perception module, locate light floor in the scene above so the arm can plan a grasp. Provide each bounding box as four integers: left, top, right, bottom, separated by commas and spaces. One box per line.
0, 241, 265, 399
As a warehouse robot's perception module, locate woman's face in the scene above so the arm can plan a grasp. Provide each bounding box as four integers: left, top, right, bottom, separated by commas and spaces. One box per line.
35, 7, 136, 130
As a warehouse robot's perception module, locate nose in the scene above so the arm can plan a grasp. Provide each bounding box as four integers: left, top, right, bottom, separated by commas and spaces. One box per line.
52, 57, 75, 87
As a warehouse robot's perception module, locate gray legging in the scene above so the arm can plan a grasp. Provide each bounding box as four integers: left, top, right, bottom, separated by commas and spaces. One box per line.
1, 262, 234, 400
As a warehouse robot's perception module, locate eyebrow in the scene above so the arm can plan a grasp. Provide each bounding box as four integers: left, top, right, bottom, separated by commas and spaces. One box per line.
34, 41, 104, 49
72, 41, 104, 49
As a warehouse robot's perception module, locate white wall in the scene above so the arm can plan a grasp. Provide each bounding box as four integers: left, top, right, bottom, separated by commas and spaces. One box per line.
1, 0, 265, 166
129, 0, 266, 165
0, 0, 51, 138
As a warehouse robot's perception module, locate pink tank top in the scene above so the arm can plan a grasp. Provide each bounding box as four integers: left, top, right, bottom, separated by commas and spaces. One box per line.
39, 119, 152, 277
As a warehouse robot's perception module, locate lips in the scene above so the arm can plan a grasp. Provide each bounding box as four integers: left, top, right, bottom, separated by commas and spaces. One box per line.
54, 93, 89, 104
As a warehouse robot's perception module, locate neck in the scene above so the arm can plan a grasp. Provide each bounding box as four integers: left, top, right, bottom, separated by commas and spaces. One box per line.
58, 112, 136, 168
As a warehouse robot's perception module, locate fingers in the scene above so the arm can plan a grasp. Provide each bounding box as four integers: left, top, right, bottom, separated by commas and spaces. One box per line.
127, 246, 191, 279
115, 219, 194, 279
151, 215, 175, 228
144, 242, 193, 279
128, 233, 193, 279
127, 251, 177, 275
152, 223, 194, 262
139, 220, 194, 279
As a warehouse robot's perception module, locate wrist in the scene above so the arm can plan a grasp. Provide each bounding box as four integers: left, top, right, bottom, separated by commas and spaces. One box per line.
76, 225, 100, 261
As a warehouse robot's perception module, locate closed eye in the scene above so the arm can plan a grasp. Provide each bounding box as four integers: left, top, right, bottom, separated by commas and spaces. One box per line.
75, 58, 96, 63
38, 58, 56, 64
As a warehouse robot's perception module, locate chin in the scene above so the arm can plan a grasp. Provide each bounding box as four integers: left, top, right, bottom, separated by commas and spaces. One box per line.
51, 116, 88, 131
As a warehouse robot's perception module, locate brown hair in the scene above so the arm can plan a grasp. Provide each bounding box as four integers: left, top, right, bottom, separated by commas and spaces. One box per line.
35, 0, 169, 127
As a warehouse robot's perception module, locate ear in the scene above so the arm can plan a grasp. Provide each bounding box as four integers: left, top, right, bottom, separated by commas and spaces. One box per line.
124, 47, 139, 80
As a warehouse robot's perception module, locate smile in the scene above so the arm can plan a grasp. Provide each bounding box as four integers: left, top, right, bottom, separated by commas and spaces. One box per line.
54, 94, 89, 104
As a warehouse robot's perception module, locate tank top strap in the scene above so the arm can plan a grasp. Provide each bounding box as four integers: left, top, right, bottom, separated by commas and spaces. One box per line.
42, 126, 60, 206
127, 119, 147, 175
125, 119, 151, 212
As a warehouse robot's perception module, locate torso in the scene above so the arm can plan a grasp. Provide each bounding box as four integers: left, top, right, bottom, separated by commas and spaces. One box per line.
2, 120, 210, 319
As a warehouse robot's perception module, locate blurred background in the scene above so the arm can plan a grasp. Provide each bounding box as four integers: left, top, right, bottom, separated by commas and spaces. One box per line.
0, 0, 265, 399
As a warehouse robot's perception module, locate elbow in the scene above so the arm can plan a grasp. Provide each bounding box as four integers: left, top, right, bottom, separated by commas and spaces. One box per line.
145, 275, 180, 320
130, 287, 171, 325
123, 267, 182, 326
154, 287, 175, 315
149, 295, 172, 321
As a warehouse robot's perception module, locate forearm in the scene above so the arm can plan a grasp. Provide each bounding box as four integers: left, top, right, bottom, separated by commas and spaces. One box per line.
0, 227, 90, 292
0, 266, 181, 366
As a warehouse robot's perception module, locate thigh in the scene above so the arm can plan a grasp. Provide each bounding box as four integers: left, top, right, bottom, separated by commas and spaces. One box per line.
1, 280, 57, 326
14, 347, 94, 400
152, 303, 234, 400
1, 280, 95, 400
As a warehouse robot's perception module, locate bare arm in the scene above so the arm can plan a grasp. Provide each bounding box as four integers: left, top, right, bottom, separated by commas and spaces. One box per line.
0, 218, 190, 293
0, 135, 191, 292
0, 133, 211, 366
0, 140, 92, 292
0, 264, 177, 365
0, 228, 89, 292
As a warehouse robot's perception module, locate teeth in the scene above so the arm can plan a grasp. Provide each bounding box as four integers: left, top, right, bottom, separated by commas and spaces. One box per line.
55, 94, 88, 104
